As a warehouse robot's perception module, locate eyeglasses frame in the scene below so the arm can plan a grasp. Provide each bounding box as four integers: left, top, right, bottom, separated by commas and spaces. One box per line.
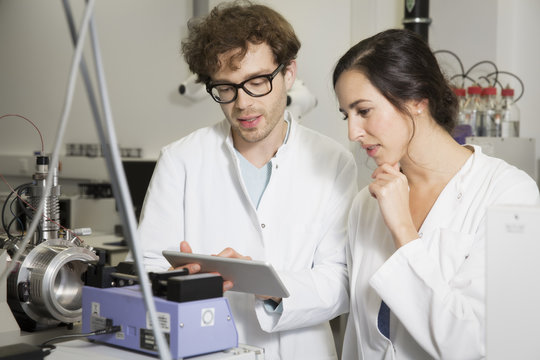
206, 63, 285, 104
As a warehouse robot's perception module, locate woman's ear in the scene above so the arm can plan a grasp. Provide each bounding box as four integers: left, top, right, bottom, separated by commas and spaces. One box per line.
415, 99, 428, 114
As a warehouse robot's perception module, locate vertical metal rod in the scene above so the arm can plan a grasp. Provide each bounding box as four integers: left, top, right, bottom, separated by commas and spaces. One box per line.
403, 0, 431, 42
60, 1, 171, 359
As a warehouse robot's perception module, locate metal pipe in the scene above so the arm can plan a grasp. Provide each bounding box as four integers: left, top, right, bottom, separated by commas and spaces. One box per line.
403, 0, 431, 42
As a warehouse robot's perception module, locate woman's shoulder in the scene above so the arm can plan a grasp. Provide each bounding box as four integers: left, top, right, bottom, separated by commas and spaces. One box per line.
471, 145, 534, 182
466, 145, 539, 203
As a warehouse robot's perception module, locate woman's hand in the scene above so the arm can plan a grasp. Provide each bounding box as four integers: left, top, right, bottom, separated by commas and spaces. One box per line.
369, 163, 418, 248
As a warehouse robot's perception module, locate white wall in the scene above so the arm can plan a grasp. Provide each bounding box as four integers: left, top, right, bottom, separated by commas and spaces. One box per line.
0, 0, 220, 160
0, 0, 539, 189
0, 0, 352, 160
495, 0, 540, 160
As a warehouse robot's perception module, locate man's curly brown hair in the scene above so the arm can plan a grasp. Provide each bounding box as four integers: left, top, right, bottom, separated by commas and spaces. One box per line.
181, 0, 301, 84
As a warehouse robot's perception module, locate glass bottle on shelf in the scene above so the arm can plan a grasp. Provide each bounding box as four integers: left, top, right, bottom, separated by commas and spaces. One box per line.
463, 85, 482, 137
451, 87, 471, 144
481, 86, 500, 137
500, 86, 520, 137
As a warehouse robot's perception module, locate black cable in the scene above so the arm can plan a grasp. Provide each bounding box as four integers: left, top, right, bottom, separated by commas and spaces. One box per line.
464, 60, 499, 87
1, 183, 32, 239
2, 186, 18, 234
8, 196, 21, 230
434, 49, 466, 86
477, 75, 503, 90
477, 76, 493, 87
9, 195, 19, 219
40, 347, 53, 358
39, 325, 122, 350
19, 194, 34, 226
6, 217, 23, 242
16, 183, 47, 244
14, 186, 33, 239
35, 223, 42, 243
449, 74, 477, 88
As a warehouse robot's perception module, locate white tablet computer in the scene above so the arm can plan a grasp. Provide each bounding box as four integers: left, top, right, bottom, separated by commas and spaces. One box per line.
162, 250, 290, 298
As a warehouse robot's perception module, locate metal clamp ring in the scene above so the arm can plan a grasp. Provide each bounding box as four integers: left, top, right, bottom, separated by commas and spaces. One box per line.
402, 17, 432, 24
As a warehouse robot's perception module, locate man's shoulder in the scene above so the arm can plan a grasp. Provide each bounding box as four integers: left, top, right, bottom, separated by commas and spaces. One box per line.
163, 120, 227, 154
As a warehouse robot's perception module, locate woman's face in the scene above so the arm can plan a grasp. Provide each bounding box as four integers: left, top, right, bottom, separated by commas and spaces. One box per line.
335, 70, 413, 166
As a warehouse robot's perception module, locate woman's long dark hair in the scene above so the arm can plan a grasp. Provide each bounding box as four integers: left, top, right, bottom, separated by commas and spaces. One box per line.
333, 29, 457, 134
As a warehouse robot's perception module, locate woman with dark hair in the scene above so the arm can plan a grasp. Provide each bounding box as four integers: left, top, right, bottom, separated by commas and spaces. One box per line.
333, 29, 539, 359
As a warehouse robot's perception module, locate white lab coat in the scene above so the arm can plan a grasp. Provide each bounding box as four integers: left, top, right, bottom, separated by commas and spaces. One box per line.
342, 145, 540, 360
136, 112, 358, 360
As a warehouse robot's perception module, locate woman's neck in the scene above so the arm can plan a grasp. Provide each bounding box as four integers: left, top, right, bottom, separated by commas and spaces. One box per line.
400, 124, 473, 188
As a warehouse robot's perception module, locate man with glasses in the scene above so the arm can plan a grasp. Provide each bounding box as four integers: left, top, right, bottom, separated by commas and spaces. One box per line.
136, 1, 357, 359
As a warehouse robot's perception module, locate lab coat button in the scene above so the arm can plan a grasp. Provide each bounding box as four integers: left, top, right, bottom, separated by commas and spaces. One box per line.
261, 223, 266, 229
418, 232, 423, 238
457, 192, 462, 199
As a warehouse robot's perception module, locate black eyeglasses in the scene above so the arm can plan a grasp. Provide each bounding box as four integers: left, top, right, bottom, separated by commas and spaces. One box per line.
206, 64, 285, 104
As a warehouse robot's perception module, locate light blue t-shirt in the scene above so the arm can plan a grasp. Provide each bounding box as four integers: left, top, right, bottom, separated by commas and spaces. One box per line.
235, 119, 290, 312
235, 119, 290, 209
236, 152, 272, 209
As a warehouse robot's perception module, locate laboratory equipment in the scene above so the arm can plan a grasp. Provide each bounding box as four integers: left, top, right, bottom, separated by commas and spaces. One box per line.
466, 136, 537, 182
486, 205, 540, 359
480, 86, 500, 137
1, 155, 98, 331
286, 79, 317, 121
452, 87, 471, 144
500, 86, 520, 137
178, 74, 208, 102
122, 160, 156, 222
82, 286, 238, 358
463, 85, 482, 137
403, 0, 431, 41
81, 261, 240, 359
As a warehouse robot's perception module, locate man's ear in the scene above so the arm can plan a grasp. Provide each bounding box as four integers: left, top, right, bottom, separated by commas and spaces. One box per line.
284, 60, 297, 91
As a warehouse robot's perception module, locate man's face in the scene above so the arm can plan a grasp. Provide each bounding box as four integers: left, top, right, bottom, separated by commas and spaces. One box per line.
211, 42, 295, 148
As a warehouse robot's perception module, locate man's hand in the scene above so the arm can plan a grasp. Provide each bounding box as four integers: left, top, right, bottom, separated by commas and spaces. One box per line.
213, 247, 252, 291
168, 240, 200, 273
214, 247, 252, 261
170, 242, 255, 292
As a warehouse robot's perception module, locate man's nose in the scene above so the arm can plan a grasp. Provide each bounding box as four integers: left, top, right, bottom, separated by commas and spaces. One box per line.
234, 87, 254, 109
